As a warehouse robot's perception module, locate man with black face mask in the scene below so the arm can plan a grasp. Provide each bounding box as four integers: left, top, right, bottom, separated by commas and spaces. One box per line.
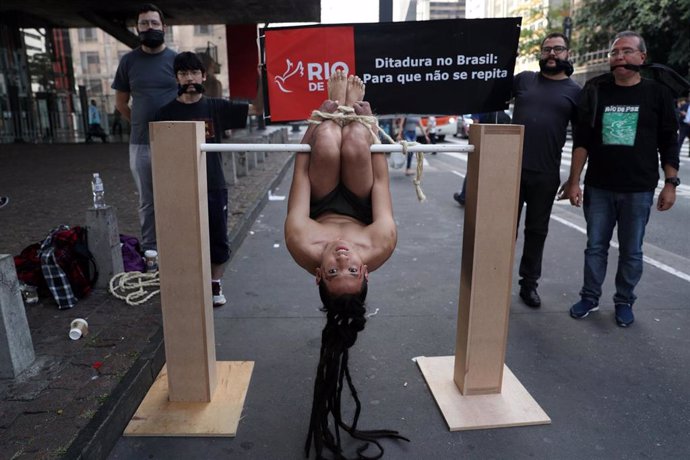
565, 31, 679, 328
112, 3, 177, 252
510, 32, 581, 309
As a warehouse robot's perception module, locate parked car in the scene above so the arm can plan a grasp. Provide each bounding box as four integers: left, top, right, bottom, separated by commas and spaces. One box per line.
415, 115, 458, 142
456, 114, 473, 139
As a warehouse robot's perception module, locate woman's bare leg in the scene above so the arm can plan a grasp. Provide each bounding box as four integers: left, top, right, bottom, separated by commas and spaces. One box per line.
341, 76, 374, 198
307, 72, 348, 199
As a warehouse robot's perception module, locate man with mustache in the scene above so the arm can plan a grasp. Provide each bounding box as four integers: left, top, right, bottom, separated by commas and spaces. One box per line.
112, 3, 178, 252
511, 32, 581, 308
154, 51, 262, 307
564, 31, 680, 327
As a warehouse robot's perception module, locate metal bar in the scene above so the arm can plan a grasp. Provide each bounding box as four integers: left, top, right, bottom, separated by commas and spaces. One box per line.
200, 143, 474, 153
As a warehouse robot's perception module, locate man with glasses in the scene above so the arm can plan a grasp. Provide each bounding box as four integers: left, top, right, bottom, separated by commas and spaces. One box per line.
112, 3, 177, 251
511, 32, 581, 308
564, 31, 680, 327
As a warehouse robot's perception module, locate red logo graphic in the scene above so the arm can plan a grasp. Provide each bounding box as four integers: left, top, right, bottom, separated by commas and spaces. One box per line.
265, 26, 355, 121
274, 59, 304, 93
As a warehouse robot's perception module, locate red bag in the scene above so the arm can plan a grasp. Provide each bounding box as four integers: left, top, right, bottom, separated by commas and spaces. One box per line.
14, 243, 49, 295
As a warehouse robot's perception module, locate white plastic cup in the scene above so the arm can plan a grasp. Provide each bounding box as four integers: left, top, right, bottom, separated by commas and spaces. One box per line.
144, 250, 158, 272
69, 318, 89, 340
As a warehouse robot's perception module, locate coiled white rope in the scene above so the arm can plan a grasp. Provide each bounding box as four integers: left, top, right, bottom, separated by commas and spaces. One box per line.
109, 271, 160, 306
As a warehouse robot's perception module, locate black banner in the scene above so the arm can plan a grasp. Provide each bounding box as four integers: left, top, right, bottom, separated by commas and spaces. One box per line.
354, 18, 520, 115
262, 18, 521, 121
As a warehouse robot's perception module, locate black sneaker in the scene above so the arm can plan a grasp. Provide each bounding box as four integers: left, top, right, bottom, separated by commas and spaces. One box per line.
212, 281, 226, 307
453, 192, 465, 206
519, 286, 541, 308
0, 196, 8, 208
614, 303, 634, 327
569, 298, 599, 319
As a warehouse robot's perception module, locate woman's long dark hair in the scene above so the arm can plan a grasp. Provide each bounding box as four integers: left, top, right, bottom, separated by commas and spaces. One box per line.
305, 279, 409, 459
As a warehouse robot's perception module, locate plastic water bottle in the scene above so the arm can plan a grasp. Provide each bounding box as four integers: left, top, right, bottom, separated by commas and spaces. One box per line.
91, 173, 106, 208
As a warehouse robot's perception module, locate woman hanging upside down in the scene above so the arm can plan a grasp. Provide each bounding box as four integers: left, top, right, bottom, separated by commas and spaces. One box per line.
284, 71, 407, 459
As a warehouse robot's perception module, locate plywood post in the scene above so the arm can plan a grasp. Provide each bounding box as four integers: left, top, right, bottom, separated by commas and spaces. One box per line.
455, 124, 523, 395
124, 121, 254, 437
150, 121, 216, 402
417, 124, 550, 430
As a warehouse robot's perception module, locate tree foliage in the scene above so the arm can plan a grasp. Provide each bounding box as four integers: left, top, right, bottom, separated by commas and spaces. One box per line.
514, 2, 571, 60
573, 0, 690, 77
27, 52, 55, 91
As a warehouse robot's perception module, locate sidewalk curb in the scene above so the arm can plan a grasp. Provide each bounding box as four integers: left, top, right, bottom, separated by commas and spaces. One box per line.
64, 154, 295, 460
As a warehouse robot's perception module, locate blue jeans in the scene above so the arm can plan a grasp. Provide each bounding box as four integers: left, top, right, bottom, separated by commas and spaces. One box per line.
129, 144, 156, 250
580, 186, 653, 305
404, 130, 416, 168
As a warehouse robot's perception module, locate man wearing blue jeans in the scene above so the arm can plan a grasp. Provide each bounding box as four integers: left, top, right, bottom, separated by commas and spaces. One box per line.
564, 31, 679, 327
396, 115, 428, 176
112, 3, 177, 251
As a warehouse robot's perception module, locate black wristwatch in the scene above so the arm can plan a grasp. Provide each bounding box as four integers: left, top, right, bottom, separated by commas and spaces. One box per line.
665, 177, 680, 187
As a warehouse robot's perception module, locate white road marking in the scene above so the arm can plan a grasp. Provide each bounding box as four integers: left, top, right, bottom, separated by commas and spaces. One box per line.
550, 214, 690, 283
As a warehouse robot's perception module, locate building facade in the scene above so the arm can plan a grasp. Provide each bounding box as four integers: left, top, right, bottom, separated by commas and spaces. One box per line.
0, 24, 231, 143
394, 0, 468, 21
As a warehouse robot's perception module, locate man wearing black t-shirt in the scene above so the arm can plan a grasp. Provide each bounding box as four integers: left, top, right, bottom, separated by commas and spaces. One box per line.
512, 33, 581, 308
156, 51, 261, 307
565, 31, 680, 327
455, 34, 580, 308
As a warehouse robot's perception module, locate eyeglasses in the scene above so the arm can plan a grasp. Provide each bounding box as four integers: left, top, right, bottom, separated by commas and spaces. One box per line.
176, 70, 203, 77
137, 20, 162, 28
541, 46, 568, 55
609, 48, 640, 58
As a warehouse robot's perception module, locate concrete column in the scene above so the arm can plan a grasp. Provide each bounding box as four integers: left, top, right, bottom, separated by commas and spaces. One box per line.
236, 152, 248, 177
86, 206, 124, 288
222, 153, 237, 185
0, 254, 35, 378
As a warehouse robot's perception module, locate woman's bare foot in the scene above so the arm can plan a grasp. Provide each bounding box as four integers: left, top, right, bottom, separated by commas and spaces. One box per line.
328, 70, 347, 104
345, 75, 365, 107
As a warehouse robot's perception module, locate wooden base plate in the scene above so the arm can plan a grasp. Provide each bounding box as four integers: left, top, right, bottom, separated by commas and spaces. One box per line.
124, 361, 254, 437
417, 356, 550, 431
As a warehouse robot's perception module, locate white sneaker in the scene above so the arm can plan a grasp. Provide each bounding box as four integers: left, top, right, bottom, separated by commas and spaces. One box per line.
212, 281, 226, 307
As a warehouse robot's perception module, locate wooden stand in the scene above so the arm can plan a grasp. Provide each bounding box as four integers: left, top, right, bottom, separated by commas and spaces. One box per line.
124, 122, 253, 437
124, 362, 253, 436
417, 124, 550, 430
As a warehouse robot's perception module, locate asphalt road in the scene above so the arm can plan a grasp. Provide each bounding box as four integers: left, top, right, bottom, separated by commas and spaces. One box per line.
109, 137, 690, 459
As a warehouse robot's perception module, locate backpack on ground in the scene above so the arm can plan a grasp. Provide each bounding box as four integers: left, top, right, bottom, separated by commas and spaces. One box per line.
14, 242, 49, 296
120, 234, 145, 272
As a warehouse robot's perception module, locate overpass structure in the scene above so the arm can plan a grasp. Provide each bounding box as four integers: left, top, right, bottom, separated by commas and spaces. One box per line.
0, 0, 320, 143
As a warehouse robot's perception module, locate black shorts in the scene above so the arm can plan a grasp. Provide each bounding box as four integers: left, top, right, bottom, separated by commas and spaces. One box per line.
208, 189, 230, 265
309, 183, 373, 224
